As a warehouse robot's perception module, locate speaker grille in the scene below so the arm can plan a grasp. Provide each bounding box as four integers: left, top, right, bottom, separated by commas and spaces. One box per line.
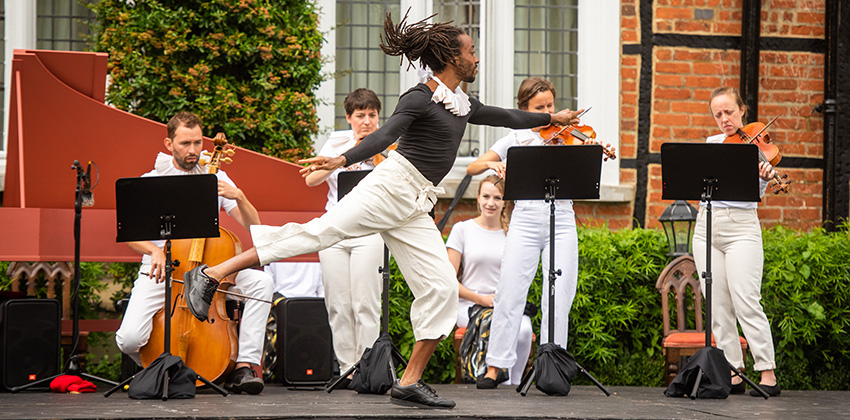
0, 299, 60, 390
275, 298, 333, 385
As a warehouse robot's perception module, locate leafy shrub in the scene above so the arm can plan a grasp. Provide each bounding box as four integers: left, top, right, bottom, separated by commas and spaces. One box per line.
89, 0, 324, 161
759, 225, 850, 390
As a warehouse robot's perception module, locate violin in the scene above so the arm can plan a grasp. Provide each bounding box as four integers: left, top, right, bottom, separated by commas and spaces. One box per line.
723, 114, 790, 194
355, 137, 397, 166
139, 133, 240, 386
539, 124, 617, 161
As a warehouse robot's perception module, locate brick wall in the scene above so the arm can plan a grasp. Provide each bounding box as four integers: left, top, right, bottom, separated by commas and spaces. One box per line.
624, 0, 826, 230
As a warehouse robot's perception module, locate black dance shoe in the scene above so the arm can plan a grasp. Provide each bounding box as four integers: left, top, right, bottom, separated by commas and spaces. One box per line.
476, 377, 498, 389
730, 380, 746, 394
184, 264, 219, 322
390, 380, 455, 409
750, 383, 781, 397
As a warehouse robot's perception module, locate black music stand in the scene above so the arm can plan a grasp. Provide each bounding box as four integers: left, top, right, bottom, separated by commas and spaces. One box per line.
503, 145, 611, 397
661, 143, 769, 399
104, 174, 229, 399
326, 170, 408, 393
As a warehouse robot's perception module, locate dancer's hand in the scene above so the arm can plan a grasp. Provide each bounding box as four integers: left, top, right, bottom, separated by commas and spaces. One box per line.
299, 156, 346, 177
551, 108, 584, 126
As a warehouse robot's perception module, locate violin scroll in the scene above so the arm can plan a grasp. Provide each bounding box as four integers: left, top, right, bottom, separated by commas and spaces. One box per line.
200, 133, 236, 169
769, 173, 791, 195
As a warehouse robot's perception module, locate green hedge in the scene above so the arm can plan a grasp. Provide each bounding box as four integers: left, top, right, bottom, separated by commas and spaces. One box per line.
386, 226, 849, 390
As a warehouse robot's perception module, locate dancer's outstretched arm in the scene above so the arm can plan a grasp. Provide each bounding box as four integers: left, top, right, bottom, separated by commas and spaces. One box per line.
204, 248, 261, 281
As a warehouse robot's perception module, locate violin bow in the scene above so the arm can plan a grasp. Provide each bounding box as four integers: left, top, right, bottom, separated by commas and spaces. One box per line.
140, 273, 273, 304
543, 106, 593, 144
748, 113, 783, 141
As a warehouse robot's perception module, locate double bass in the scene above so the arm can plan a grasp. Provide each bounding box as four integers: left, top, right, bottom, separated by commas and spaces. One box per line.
139, 133, 241, 386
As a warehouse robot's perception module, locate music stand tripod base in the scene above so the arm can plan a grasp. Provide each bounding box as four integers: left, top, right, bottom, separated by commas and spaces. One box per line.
105, 174, 228, 399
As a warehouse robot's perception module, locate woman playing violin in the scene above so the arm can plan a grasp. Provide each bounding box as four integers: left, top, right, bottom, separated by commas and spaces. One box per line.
466, 77, 582, 389
304, 88, 383, 384
699, 87, 780, 396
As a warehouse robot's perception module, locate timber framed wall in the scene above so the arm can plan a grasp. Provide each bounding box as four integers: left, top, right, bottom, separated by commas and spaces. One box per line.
618, 0, 844, 230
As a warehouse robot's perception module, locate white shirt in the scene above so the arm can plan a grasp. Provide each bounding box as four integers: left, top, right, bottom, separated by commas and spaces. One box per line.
445, 219, 506, 306
701, 134, 768, 210
139, 152, 238, 266
264, 262, 324, 297
316, 130, 377, 212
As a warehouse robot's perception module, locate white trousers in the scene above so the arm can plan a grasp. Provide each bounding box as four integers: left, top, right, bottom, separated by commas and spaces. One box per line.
318, 234, 383, 372
486, 201, 578, 369
252, 151, 458, 341
693, 207, 776, 371
116, 266, 273, 366
458, 301, 532, 385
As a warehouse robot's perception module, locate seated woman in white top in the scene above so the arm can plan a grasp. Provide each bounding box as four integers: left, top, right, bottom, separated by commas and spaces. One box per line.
446, 175, 533, 385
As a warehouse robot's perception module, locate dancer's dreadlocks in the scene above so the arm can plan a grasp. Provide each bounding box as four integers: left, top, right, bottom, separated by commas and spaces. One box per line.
380, 9, 465, 73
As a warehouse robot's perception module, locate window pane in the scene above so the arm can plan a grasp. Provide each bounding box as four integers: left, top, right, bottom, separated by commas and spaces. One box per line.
36, 0, 96, 52
335, 0, 401, 131
515, 0, 578, 112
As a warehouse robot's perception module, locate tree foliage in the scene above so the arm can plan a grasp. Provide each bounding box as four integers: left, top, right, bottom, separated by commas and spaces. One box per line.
90, 0, 324, 161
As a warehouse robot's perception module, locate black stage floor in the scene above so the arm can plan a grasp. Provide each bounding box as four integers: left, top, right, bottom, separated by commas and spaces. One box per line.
1, 384, 846, 419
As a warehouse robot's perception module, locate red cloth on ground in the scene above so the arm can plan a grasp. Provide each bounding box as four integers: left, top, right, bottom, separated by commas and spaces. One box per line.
50, 375, 96, 393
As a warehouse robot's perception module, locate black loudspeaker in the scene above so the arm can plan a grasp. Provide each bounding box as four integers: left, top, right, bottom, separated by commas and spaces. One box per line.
0, 299, 61, 391
274, 297, 333, 385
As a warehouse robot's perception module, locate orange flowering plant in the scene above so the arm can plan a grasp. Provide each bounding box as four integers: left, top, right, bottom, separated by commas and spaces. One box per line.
90, 0, 324, 161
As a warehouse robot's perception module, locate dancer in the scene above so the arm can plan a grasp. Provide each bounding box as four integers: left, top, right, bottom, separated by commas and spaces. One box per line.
697, 86, 780, 396
446, 174, 533, 385
305, 88, 383, 384
116, 112, 273, 395
468, 77, 580, 389
181, 13, 583, 408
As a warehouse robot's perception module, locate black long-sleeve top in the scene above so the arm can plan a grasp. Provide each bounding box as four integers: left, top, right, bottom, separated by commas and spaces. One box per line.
342, 83, 552, 185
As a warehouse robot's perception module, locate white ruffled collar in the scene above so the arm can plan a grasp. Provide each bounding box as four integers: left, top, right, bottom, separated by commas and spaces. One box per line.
153, 152, 208, 175
428, 74, 471, 117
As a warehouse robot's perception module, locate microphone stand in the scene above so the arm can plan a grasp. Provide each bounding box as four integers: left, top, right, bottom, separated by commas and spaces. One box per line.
12, 161, 116, 392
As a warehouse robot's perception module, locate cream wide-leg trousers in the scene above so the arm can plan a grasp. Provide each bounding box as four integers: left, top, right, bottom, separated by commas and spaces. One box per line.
252, 151, 458, 341
486, 201, 579, 370
693, 206, 776, 371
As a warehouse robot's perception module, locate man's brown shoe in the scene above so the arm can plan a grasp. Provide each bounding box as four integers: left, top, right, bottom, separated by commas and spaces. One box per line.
225, 367, 264, 395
